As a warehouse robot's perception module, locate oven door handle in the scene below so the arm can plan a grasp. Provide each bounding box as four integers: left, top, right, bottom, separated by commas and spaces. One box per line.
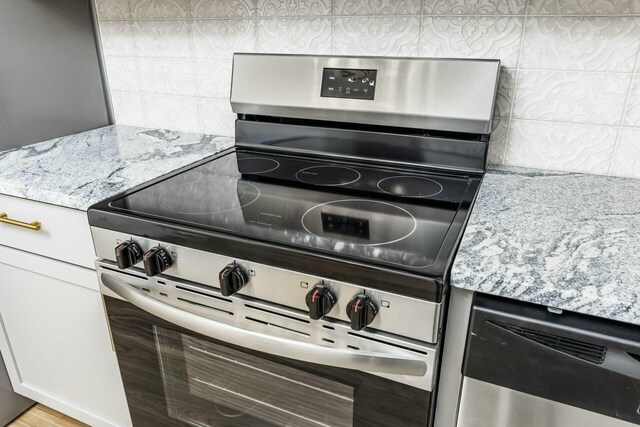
101, 272, 428, 377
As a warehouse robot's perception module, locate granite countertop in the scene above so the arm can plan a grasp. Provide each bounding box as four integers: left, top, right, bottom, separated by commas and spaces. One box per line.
0, 125, 234, 211
452, 165, 640, 325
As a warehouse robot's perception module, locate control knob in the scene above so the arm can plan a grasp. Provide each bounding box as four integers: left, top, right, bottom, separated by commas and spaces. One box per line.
346, 294, 378, 331
305, 284, 337, 320
219, 263, 248, 296
115, 240, 143, 269
143, 246, 173, 277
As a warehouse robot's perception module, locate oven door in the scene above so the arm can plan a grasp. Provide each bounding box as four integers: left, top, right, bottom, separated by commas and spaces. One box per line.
98, 266, 437, 427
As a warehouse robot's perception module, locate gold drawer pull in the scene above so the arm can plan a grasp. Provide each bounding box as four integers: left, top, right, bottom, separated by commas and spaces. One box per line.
0, 213, 41, 231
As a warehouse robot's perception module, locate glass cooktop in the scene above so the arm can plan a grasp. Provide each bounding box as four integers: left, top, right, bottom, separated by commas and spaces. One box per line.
110, 151, 473, 270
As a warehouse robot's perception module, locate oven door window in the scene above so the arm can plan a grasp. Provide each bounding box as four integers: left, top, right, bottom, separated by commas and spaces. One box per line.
156, 327, 354, 427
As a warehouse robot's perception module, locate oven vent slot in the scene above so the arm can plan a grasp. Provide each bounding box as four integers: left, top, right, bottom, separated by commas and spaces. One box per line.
628, 353, 640, 364
245, 317, 309, 337
244, 304, 310, 324
175, 285, 232, 303
490, 321, 607, 364
177, 298, 233, 316
347, 332, 428, 356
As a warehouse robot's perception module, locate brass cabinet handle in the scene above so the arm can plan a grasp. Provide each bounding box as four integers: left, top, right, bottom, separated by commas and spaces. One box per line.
0, 212, 41, 231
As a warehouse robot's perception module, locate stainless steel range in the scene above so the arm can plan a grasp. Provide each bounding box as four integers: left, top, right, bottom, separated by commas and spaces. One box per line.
89, 53, 500, 427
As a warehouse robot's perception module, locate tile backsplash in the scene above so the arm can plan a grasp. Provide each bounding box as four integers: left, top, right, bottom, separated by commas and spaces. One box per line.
95, 0, 640, 178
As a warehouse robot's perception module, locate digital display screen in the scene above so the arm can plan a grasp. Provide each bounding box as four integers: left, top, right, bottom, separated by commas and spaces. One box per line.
321, 68, 377, 100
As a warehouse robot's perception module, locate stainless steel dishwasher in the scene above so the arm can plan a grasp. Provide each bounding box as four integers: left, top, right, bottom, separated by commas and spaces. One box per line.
457, 294, 640, 427
0, 352, 32, 425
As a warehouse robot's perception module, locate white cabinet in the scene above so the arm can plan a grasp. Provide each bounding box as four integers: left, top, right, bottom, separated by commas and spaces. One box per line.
0, 197, 131, 427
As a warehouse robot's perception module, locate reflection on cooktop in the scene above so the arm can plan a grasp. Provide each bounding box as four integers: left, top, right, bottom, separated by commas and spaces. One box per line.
377, 176, 443, 198
296, 165, 361, 186
168, 179, 260, 215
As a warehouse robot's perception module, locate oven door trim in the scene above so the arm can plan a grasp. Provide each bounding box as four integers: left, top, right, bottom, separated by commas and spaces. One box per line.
101, 270, 428, 377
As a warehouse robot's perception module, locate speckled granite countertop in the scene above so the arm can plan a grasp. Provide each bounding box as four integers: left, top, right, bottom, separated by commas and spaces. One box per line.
0, 125, 234, 211
452, 165, 640, 325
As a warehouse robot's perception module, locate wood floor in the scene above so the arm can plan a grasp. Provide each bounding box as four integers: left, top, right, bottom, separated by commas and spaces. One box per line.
7, 404, 87, 427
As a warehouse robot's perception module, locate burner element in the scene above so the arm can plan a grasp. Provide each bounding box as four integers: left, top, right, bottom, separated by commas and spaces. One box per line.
237, 157, 280, 174
169, 179, 260, 215
301, 199, 417, 246
296, 165, 361, 186
377, 176, 443, 198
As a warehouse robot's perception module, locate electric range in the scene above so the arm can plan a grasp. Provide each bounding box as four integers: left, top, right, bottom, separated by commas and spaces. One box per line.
89, 53, 500, 427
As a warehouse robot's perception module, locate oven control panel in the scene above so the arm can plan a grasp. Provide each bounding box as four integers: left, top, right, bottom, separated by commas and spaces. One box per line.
92, 227, 441, 344
321, 68, 377, 100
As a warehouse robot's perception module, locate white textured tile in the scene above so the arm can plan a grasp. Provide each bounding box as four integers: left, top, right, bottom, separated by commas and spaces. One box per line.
132, 20, 192, 58
488, 118, 509, 164
138, 58, 197, 96
424, 0, 527, 15
99, 21, 135, 56
104, 57, 140, 92
521, 17, 640, 72
190, 0, 255, 18
623, 76, 640, 127
610, 128, 640, 178
257, 0, 331, 16
334, 17, 421, 56
420, 17, 523, 68
334, 0, 421, 15
195, 59, 233, 98
111, 92, 146, 126
192, 19, 256, 59
505, 120, 617, 174
258, 18, 331, 54
513, 70, 632, 125
130, 0, 189, 19
199, 98, 236, 136
494, 67, 515, 118
528, 0, 640, 15
143, 94, 201, 133
95, 0, 130, 20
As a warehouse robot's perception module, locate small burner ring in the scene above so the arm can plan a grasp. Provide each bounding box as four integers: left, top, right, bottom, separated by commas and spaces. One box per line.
377, 176, 443, 198
296, 165, 361, 186
237, 157, 280, 174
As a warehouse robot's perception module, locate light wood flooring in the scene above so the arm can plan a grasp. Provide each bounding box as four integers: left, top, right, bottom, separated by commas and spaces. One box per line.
7, 404, 87, 427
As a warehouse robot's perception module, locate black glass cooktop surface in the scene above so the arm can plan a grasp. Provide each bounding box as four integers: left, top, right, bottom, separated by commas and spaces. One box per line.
109, 151, 474, 271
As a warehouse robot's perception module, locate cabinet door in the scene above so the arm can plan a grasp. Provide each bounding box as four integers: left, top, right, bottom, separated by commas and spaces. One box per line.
0, 246, 131, 427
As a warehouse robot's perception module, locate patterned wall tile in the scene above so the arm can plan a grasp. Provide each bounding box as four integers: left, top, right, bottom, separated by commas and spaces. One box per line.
258, 18, 331, 54
420, 17, 523, 67
111, 92, 146, 126
506, 120, 618, 173
334, 0, 421, 15
130, 0, 189, 19
521, 17, 640, 72
143, 94, 201, 133
334, 17, 421, 56
195, 59, 233, 98
610, 128, 640, 178
513, 70, 631, 125
192, 19, 256, 59
138, 58, 197, 96
424, 0, 527, 15
104, 57, 140, 92
257, 0, 331, 16
99, 21, 135, 56
488, 118, 509, 164
132, 20, 192, 58
623, 76, 640, 127
199, 98, 237, 136
190, 0, 255, 18
528, 0, 640, 15
494, 67, 515, 118
95, 0, 130, 20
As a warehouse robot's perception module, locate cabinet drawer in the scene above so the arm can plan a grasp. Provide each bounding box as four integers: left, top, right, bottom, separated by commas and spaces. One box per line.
0, 194, 94, 269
